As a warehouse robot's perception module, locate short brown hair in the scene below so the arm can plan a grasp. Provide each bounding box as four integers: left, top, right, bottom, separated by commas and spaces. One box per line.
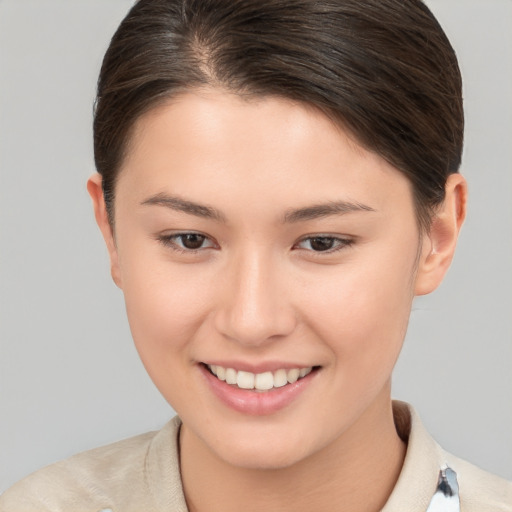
94, 0, 463, 230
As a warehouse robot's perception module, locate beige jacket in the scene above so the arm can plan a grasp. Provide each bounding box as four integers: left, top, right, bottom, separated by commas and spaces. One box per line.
1, 402, 511, 512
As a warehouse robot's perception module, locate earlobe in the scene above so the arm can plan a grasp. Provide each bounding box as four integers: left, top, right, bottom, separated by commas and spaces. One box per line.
414, 173, 467, 296
86, 173, 123, 288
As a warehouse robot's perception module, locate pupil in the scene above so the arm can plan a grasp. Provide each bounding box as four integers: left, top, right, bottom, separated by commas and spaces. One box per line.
310, 237, 334, 251
182, 234, 205, 249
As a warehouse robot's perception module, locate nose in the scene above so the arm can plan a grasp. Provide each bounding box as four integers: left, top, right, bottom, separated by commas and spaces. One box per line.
213, 250, 297, 347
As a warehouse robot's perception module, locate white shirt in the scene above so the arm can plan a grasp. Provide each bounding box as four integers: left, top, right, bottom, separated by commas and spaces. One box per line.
1, 401, 511, 511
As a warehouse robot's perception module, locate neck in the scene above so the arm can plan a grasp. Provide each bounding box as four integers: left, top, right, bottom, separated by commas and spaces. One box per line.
180, 386, 406, 512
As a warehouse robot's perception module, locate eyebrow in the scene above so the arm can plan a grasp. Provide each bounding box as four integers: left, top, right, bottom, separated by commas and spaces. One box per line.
141, 193, 376, 223
141, 193, 227, 222
282, 201, 376, 223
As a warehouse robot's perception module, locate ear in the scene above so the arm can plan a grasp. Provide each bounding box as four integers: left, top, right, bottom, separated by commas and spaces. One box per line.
414, 173, 467, 296
87, 173, 123, 288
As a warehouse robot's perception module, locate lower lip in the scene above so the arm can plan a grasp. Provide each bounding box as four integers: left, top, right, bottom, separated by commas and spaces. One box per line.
199, 364, 317, 416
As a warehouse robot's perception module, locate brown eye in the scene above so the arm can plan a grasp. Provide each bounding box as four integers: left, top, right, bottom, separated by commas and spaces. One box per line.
309, 237, 335, 251
180, 233, 206, 249
158, 232, 216, 252
295, 236, 353, 253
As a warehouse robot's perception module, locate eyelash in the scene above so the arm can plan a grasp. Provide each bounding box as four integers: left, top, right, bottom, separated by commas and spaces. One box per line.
294, 235, 354, 254
156, 232, 354, 255
157, 232, 217, 254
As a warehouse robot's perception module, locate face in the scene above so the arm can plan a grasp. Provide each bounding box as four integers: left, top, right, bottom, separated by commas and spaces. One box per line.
95, 89, 430, 469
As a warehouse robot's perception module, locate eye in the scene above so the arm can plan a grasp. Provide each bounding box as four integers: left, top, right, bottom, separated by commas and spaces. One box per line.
157, 232, 217, 252
295, 235, 353, 253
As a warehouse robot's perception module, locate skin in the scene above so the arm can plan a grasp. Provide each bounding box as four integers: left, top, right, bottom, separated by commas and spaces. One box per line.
88, 88, 466, 512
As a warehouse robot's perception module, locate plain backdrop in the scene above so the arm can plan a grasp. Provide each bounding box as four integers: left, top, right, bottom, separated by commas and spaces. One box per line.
1, 0, 511, 492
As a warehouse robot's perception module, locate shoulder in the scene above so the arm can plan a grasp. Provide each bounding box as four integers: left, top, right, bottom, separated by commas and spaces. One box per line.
445, 451, 512, 511
0, 417, 184, 512
386, 401, 512, 511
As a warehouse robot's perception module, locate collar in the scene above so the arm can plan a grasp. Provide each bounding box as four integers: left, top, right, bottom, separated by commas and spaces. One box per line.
145, 401, 456, 512
383, 401, 459, 511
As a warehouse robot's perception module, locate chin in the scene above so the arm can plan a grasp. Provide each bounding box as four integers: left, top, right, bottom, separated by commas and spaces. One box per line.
205, 425, 320, 471
220, 444, 307, 471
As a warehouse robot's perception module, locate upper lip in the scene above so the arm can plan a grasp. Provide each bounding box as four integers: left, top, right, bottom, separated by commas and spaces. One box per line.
201, 361, 317, 374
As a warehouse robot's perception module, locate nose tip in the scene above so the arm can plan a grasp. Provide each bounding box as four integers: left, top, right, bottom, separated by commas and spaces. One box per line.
216, 301, 297, 347
213, 258, 297, 347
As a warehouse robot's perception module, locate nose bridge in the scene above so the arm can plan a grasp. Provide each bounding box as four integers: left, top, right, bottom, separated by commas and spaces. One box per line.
215, 245, 296, 346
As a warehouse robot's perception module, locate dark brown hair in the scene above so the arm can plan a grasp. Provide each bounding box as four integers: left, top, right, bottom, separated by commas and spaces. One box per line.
94, 0, 463, 229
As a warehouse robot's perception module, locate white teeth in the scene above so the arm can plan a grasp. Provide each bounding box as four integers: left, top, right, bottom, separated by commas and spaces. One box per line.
237, 371, 255, 389
273, 369, 288, 388
207, 364, 314, 391
299, 367, 312, 378
225, 368, 237, 385
255, 371, 274, 391
287, 368, 300, 383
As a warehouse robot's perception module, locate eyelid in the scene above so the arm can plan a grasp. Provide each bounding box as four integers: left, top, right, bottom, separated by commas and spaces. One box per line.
156, 230, 218, 253
293, 234, 354, 254
155, 231, 353, 256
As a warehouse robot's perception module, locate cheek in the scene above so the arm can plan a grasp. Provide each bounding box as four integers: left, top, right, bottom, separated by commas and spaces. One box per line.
119, 251, 213, 376
301, 247, 416, 376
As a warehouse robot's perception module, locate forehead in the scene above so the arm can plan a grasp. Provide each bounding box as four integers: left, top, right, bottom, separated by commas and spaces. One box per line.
118, 88, 414, 218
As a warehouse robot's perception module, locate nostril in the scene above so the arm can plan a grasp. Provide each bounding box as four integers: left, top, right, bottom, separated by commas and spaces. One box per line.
213, 308, 298, 347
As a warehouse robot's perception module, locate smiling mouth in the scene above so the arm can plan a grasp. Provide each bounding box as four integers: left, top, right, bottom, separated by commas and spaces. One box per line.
204, 364, 318, 392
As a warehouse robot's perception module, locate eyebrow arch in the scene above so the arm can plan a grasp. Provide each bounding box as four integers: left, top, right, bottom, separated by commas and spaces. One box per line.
141, 193, 227, 222
283, 201, 376, 223
141, 193, 375, 224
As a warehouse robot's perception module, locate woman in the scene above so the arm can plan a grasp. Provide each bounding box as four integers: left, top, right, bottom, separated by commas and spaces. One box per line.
1, 0, 510, 510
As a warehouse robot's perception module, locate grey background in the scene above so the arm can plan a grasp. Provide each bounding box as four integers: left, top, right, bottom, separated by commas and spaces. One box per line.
0, 0, 511, 492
